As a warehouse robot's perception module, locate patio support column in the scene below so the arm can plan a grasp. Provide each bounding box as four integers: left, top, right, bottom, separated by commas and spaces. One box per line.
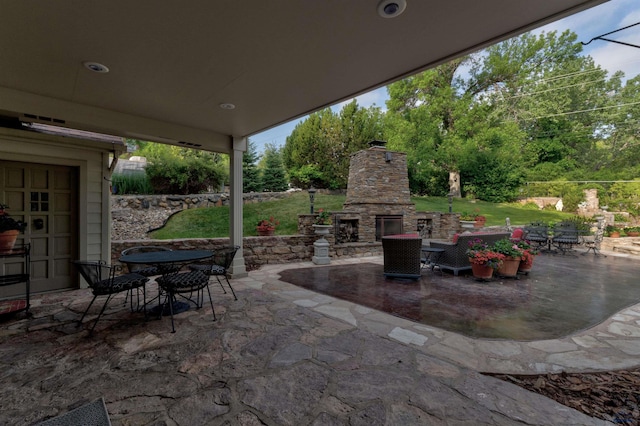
229, 136, 248, 278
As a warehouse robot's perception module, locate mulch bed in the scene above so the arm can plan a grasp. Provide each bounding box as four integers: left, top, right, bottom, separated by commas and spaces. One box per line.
487, 368, 640, 424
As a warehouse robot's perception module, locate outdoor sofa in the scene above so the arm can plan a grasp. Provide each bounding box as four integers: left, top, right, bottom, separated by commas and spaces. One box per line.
429, 232, 511, 276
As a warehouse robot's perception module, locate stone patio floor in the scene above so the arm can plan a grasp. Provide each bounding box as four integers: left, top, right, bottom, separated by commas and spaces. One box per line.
2, 250, 638, 424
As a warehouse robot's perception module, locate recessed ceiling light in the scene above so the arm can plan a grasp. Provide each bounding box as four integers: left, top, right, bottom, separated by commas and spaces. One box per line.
83, 61, 109, 73
219, 103, 236, 110
377, 0, 407, 18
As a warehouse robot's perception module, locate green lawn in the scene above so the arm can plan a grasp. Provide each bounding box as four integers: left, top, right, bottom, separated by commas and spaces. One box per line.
149, 192, 577, 239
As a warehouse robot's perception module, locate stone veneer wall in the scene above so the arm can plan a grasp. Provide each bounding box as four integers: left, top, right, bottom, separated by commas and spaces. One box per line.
112, 191, 295, 212
111, 236, 383, 272
342, 147, 416, 242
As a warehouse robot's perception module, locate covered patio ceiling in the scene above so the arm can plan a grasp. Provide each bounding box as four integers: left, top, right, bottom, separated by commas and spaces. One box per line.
0, 0, 606, 153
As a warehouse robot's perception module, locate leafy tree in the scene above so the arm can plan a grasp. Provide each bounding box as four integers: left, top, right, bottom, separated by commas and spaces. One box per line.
384, 30, 623, 202
283, 101, 384, 189
243, 139, 262, 193
137, 143, 227, 194
260, 143, 288, 192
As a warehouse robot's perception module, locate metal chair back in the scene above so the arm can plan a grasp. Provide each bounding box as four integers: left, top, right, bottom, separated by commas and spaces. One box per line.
121, 246, 172, 276
74, 260, 111, 288
72, 260, 148, 334
188, 245, 240, 300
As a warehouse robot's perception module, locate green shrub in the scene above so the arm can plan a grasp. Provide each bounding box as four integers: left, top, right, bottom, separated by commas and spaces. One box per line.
111, 173, 153, 194
144, 150, 226, 195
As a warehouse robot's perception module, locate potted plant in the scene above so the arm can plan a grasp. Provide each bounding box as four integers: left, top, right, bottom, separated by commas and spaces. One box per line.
256, 216, 279, 236
514, 239, 539, 274
459, 212, 476, 229
466, 239, 505, 281
474, 214, 486, 228
492, 238, 524, 277
0, 203, 27, 250
312, 209, 332, 235
624, 226, 640, 237
605, 225, 621, 238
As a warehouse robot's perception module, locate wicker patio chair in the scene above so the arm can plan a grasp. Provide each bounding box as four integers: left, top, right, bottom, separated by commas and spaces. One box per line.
73, 260, 149, 334
430, 232, 511, 276
381, 235, 423, 279
189, 245, 240, 300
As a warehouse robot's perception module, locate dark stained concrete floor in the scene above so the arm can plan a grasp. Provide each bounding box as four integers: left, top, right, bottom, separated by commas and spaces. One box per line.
278, 252, 640, 340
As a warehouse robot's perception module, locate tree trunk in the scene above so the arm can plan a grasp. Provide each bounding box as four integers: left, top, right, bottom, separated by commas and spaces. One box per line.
449, 171, 461, 197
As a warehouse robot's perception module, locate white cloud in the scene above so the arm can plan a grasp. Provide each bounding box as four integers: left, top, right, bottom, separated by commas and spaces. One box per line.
531, 0, 640, 81
333, 87, 388, 112
590, 44, 640, 79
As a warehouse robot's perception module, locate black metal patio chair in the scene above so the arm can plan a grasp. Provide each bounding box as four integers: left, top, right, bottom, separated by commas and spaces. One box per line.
523, 223, 550, 251
121, 246, 177, 277
73, 260, 149, 334
552, 222, 580, 255
120, 246, 179, 309
188, 245, 240, 300
156, 270, 213, 333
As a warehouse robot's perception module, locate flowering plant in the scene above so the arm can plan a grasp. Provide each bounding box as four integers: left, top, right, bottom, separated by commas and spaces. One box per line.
466, 239, 505, 269
460, 208, 483, 221
257, 216, 279, 229
512, 239, 538, 264
514, 239, 539, 255
314, 209, 332, 225
0, 203, 27, 233
459, 211, 476, 221
492, 238, 524, 258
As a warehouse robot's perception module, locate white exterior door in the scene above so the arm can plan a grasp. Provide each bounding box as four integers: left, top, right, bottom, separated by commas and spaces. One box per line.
0, 161, 79, 296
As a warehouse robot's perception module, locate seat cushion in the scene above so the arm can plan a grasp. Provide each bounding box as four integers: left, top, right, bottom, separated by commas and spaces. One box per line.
189, 264, 226, 276
93, 273, 148, 295
157, 271, 208, 291
131, 266, 161, 277
511, 228, 524, 240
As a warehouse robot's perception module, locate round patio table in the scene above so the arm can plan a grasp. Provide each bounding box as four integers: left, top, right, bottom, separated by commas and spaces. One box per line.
119, 249, 214, 315
119, 249, 213, 266
421, 247, 445, 273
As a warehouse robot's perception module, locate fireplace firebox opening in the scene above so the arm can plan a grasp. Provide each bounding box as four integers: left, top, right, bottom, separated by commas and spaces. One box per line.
375, 215, 403, 241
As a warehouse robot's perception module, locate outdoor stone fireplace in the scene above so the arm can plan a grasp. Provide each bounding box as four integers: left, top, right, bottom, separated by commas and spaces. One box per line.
342, 141, 416, 243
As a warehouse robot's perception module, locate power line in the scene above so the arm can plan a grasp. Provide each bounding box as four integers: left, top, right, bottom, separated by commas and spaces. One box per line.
525, 100, 640, 120
581, 22, 640, 49
500, 77, 606, 100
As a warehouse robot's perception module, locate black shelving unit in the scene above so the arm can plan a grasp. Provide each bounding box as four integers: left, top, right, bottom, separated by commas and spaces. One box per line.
0, 243, 30, 316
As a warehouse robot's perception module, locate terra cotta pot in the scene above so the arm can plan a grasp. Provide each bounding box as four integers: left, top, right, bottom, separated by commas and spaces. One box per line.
0, 230, 19, 251
256, 226, 275, 236
470, 262, 493, 281
497, 256, 521, 277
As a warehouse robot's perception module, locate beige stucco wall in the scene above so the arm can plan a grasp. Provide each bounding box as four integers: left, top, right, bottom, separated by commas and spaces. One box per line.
0, 127, 124, 277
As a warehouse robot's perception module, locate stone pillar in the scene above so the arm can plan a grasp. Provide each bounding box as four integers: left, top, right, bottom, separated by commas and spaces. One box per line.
312, 237, 331, 265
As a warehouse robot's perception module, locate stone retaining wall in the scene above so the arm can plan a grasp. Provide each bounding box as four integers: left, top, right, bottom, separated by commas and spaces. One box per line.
112, 236, 383, 271
111, 191, 296, 211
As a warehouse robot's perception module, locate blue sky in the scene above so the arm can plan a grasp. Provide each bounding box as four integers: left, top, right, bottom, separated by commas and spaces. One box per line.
250, 0, 640, 154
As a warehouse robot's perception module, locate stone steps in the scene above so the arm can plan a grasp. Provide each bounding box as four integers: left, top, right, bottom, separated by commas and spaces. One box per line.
613, 245, 640, 256
601, 237, 640, 256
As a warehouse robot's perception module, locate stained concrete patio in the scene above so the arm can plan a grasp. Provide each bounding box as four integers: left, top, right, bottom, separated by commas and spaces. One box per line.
2, 250, 637, 424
